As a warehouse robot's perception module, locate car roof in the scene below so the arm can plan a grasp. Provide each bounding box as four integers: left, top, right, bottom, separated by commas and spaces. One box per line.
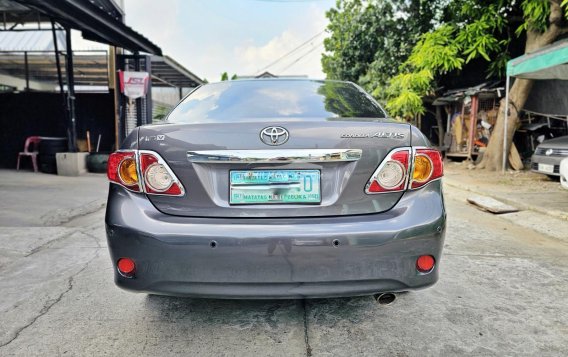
203, 78, 356, 86
540, 135, 568, 147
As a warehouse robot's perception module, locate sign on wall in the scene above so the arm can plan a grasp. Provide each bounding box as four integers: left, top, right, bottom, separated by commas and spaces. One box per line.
118, 70, 149, 99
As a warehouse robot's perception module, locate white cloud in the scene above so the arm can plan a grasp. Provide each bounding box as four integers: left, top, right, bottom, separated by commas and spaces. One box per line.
123, 0, 182, 48
234, 5, 328, 78
71, 0, 182, 52
118, 0, 329, 81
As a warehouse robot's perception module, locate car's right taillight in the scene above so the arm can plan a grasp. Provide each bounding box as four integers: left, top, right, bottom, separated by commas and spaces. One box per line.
410, 148, 443, 189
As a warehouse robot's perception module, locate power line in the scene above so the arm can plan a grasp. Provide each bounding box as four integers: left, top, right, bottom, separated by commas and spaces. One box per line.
255, 30, 325, 74
249, 0, 330, 2
279, 41, 323, 72
255, 30, 324, 74
278, 41, 324, 73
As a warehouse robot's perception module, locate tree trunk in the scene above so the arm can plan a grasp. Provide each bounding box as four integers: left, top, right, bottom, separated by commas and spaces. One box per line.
477, 2, 566, 171
476, 78, 533, 170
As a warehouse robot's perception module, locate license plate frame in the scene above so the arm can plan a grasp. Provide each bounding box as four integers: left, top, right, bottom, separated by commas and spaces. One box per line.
229, 169, 321, 205
538, 163, 554, 174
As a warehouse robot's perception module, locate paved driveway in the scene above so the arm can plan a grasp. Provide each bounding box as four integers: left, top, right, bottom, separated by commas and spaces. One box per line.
0, 170, 567, 356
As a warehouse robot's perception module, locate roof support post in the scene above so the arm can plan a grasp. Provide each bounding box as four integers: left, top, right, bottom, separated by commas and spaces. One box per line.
134, 54, 142, 127
144, 55, 152, 125
115, 53, 126, 147
51, 20, 67, 133
467, 95, 478, 161
24, 52, 29, 91
51, 21, 65, 94
64, 26, 77, 152
502, 75, 510, 172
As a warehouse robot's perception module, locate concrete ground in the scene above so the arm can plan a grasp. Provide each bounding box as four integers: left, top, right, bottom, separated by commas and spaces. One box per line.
0, 169, 567, 356
445, 162, 568, 220
0, 170, 107, 227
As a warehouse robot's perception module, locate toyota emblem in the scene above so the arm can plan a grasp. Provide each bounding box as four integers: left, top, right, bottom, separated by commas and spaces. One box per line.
260, 126, 289, 146
545, 148, 553, 156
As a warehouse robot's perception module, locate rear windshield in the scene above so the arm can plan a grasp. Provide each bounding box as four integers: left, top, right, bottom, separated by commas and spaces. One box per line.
166, 80, 386, 123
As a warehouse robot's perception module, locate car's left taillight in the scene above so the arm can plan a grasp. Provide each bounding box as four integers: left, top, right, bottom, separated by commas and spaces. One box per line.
107, 151, 141, 192
365, 148, 411, 193
107, 150, 185, 196
138, 151, 184, 196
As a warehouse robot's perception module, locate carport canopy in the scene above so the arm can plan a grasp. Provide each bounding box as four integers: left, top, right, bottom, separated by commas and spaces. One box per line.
507, 39, 568, 79
0, 52, 204, 89
502, 39, 568, 171
1, 0, 161, 55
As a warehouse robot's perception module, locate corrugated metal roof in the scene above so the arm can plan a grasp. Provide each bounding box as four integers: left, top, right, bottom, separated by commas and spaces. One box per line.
0, 52, 203, 89
0, 0, 26, 11
2, 0, 161, 55
0, 31, 66, 51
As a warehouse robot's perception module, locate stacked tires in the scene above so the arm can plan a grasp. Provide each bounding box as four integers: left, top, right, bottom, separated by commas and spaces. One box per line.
86, 153, 109, 173
38, 138, 68, 174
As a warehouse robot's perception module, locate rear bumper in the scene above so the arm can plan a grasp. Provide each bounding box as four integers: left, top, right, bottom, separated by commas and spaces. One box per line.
531, 155, 562, 176
105, 181, 446, 299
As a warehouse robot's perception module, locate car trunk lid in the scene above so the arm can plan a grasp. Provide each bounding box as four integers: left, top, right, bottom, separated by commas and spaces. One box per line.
138, 120, 410, 218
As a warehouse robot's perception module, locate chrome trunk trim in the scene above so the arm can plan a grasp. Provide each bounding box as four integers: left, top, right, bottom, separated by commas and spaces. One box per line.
187, 149, 362, 163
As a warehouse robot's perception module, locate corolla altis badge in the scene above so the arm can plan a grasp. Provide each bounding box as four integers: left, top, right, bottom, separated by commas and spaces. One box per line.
545, 148, 553, 156
260, 126, 289, 146
340, 132, 406, 139
140, 135, 165, 142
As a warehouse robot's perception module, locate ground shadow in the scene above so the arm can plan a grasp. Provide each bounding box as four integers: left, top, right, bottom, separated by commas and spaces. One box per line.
142, 293, 405, 328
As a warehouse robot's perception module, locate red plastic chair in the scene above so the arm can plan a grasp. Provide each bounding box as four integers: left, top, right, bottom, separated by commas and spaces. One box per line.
17, 136, 41, 172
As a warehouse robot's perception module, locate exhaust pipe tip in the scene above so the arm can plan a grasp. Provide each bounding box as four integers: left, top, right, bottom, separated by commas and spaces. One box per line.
374, 293, 396, 305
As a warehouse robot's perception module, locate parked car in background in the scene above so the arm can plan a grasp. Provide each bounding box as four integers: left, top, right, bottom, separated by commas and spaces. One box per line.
105, 79, 446, 300
531, 136, 568, 178
561, 158, 568, 190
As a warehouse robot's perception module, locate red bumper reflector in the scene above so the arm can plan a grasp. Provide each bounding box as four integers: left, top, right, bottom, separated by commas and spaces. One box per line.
117, 258, 136, 277
416, 255, 435, 273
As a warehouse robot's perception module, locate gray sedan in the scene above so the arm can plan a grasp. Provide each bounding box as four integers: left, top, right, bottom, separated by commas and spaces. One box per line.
531, 136, 568, 177
105, 79, 446, 299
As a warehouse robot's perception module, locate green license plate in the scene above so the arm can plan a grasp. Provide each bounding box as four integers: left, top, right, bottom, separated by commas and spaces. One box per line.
230, 170, 321, 205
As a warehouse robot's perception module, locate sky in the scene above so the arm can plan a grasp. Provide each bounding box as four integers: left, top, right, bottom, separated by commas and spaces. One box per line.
122, 0, 335, 82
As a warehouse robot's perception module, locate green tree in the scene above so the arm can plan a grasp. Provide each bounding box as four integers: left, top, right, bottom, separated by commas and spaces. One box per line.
153, 104, 171, 122
221, 72, 238, 81
322, 0, 443, 99
386, 0, 568, 170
